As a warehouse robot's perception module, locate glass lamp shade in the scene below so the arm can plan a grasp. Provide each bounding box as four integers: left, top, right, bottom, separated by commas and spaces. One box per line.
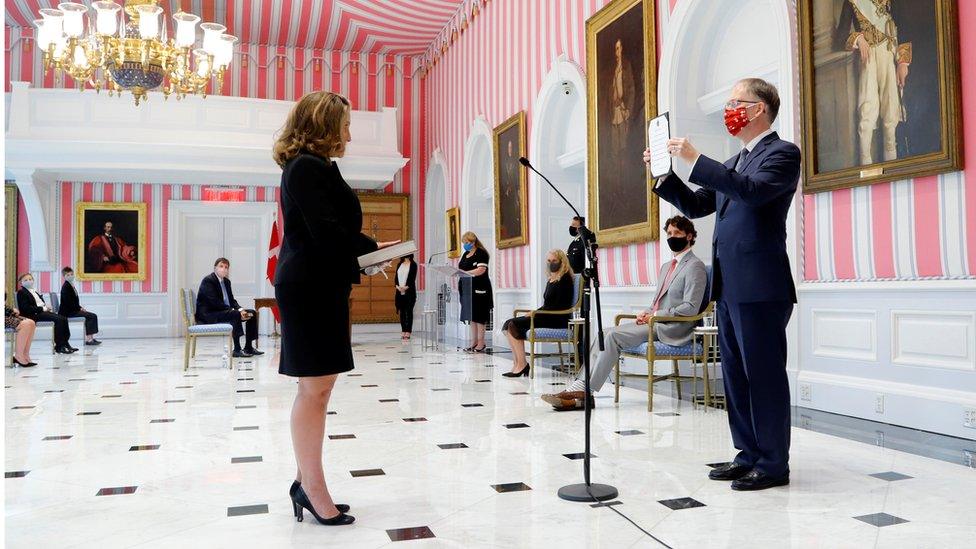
92, 1, 121, 36
194, 49, 212, 77
39, 8, 65, 40
200, 23, 226, 55
173, 12, 200, 48
33, 19, 53, 50
72, 43, 89, 68
135, 4, 163, 39
57, 3, 87, 38
215, 34, 238, 67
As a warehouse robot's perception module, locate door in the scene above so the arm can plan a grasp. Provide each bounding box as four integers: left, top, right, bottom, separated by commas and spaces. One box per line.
351, 194, 410, 323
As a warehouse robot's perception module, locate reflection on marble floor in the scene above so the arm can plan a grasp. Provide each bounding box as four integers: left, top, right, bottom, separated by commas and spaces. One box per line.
5, 330, 976, 548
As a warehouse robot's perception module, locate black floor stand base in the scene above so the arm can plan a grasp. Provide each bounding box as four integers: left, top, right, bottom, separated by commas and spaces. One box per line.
557, 483, 618, 502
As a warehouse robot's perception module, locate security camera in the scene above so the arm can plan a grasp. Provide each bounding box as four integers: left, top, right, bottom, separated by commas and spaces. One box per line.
561, 81, 572, 95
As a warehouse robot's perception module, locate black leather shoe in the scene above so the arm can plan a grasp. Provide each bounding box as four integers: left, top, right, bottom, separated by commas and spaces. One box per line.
67, 345, 79, 352
731, 470, 790, 491
85, 339, 102, 346
708, 462, 753, 481
232, 349, 253, 358
290, 481, 348, 514
55, 345, 75, 354
243, 347, 264, 356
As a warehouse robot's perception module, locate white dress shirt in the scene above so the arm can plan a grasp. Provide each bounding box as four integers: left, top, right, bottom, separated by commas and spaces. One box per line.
397, 262, 410, 288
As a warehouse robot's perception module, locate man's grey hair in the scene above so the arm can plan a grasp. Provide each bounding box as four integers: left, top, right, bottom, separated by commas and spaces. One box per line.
738, 78, 780, 123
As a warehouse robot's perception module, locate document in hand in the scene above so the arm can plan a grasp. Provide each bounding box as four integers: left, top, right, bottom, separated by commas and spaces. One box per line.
647, 112, 673, 179
358, 241, 419, 269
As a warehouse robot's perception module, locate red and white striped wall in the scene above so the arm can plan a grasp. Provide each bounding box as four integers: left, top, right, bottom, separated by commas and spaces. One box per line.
16, 181, 280, 296
422, 0, 663, 289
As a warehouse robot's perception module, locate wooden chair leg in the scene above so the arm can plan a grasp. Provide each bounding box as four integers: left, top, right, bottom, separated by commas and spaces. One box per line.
528, 338, 535, 378
183, 337, 191, 371
614, 359, 621, 403
673, 359, 682, 401
191, 338, 198, 358
647, 358, 655, 412
228, 335, 235, 369
557, 342, 564, 371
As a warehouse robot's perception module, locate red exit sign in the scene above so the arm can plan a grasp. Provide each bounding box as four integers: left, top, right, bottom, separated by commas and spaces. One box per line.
202, 187, 246, 201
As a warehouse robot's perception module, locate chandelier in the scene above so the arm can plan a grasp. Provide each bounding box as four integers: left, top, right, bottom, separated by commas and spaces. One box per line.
34, 0, 237, 105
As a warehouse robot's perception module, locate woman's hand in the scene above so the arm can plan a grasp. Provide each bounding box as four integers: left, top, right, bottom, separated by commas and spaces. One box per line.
377, 240, 401, 249
471, 266, 487, 277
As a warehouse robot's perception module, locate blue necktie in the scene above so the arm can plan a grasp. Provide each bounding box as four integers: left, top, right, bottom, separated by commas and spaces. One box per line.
219, 278, 230, 307
734, 148, 750, 172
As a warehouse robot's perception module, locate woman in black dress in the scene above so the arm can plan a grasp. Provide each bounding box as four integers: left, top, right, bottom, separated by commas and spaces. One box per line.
394, 254, 417, 340
272, 91, 396, 526
457, 231, 493, 352
501, 250, 576, 376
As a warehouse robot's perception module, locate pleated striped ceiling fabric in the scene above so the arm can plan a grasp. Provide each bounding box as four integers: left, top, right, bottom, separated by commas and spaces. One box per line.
4, 0, 465, 55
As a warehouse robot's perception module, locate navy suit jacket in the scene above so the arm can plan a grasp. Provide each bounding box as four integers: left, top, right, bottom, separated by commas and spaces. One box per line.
196, 273, 241, 324
653, 132, 799, 304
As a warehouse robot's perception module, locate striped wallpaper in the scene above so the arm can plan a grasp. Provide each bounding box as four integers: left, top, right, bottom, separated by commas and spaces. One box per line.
422, 0, 663, 289
19, 181, 281, 296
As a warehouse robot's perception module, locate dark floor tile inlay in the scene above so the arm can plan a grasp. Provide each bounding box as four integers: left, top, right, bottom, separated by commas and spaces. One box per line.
235, 405, 257, 409
563, 452, 596, 460
227, 504, 269, 517
491, 482, 532, 493
78, 411, 102, 416
658, 497, 705, 510
234, 426, 259, 431
327, 411, 337, 415
43, 435, 72, 441
5, 471, 30, 478
509, 392, 530, 396
462, 403, 484, 407
150, 419, 175, 423
12, 406, 35, 410
615, 430, 645, 436
504, 423, 530, 429
44, 390, 65, 393
390, 367, 406, 371
361, 384, 379, 388
869, 471, 914, 482
431, 388, 450, 392
408, 377, 424, 380
438, 443, 469, 450
853, 513, 909, 527
231, 456, 263, 464
386, 526, 435, 542
350, 468, 385, 477
237, 389, 255, 393
329, 434, 356, 440
403, 417, 428, 422
68, 378, 88, 382
129, 445, 160, 451
379, 398, 400, 403
175, 386, 193, 389
97, 486, 138, 496
655, 412, 681, 417
237, 378, 254, 381
165, 400, 186, 403
475, 379, 492, 383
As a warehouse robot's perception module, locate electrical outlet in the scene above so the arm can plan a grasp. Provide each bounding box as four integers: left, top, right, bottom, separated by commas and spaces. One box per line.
799, 384, 812, 402
875, 394, 885, 414
964, 408, 976, 429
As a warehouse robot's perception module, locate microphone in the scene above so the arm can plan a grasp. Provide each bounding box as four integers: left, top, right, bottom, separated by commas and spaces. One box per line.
518, 157, 581, 219
427, 249, 452, 264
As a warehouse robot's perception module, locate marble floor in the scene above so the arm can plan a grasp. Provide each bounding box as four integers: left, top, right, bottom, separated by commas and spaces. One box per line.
5, 329, 976, 548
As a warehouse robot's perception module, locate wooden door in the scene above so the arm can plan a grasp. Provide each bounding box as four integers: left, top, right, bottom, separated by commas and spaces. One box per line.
351, 193, 410, 323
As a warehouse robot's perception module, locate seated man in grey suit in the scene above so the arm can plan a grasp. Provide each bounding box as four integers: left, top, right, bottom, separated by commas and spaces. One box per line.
541, 215, 708, 410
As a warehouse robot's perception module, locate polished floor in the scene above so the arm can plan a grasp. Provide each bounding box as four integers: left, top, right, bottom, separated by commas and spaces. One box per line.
5, 330, 976, 548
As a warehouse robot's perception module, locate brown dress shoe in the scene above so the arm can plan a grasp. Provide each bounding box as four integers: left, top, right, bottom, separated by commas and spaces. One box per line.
541, 391, 594, 411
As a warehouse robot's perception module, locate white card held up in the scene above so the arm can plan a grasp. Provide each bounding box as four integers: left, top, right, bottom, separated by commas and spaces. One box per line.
647, 112, 673, 179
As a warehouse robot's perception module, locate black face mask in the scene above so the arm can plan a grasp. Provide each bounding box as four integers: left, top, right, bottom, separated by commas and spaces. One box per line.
569, 226, 579, 237
667, 236, 689, 253
548, 262, 560, 273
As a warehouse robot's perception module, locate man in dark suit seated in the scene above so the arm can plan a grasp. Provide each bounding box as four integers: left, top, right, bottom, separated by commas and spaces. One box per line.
196, 258, 263, 358
59, 266, 101, 345
649, 78, 800, 491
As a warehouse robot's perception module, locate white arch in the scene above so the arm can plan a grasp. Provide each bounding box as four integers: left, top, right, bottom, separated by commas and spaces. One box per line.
424, 148, 450, 263
459, 116, 496, 263
528, 55, 588, 306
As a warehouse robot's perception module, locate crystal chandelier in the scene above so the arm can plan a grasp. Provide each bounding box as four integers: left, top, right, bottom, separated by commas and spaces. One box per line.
34, 0, 238, 105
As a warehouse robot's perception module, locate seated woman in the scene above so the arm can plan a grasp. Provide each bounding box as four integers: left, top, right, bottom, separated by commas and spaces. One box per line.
501, 250, 576, 377
16, 273, 76, 354
6, 295, 37, 367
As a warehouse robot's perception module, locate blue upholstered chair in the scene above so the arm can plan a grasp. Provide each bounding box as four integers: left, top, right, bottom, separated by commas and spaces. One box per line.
614, 267, 714, 411
179, 288, 234, 371
512, 274, 584, 379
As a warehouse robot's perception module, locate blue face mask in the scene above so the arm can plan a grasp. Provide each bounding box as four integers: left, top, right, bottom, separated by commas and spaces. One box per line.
21, 279, 33, 289
462, 242, 474, 252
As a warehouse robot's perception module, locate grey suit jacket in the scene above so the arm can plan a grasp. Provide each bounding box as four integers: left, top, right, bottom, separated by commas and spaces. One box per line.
645, 250, 708, 346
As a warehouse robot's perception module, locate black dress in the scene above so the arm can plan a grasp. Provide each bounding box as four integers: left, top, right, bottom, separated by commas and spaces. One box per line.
458, 247, 493, 324
275, 153, 377, 377
502, 273, 575, 340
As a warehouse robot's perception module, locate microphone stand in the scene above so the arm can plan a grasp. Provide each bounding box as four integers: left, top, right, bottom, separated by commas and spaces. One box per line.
520, 158, 617, 503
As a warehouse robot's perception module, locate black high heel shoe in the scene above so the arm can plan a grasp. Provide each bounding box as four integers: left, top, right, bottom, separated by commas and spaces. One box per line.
292, 485, 355, 525
290, 481, 349, 515
502, 363, 530, 377
11, 357, 36, 367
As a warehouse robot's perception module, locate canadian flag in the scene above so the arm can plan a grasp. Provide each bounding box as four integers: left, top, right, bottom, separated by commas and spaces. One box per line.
266, 217, 281, 322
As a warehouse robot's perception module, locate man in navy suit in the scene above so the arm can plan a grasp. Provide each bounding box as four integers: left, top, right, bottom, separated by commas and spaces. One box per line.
647, 78, 799, 491
196, 258, 264, 358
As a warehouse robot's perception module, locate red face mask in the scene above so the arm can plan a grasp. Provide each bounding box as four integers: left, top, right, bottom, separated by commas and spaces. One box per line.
724, 106, 751, 136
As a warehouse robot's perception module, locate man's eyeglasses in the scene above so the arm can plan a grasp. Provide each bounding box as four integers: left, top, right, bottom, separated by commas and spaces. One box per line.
724, 99, 761, 110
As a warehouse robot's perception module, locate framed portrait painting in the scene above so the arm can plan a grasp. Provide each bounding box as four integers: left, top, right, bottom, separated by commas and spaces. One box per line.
75, 202, 147, 281
798, 0, 963, 193
493, 111, 529, 249
446, 207, 461, 259
585, 0, 658, 246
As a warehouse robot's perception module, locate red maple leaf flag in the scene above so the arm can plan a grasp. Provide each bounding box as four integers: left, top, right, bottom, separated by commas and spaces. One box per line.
266, 218, 281, 322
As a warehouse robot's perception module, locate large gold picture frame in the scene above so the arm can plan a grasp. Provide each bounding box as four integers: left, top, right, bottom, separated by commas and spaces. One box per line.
798, 0, 963, 193
75, 202, 147, 281
5, 185, 19, 299
585, 0, 658, 246
493, 111, 529, 249
446, 207, 461, 259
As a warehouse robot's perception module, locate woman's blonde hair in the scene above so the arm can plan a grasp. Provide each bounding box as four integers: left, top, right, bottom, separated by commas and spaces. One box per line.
461, 231, 488, 255
273, 91, 350, 167
546, 249, 572, 282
